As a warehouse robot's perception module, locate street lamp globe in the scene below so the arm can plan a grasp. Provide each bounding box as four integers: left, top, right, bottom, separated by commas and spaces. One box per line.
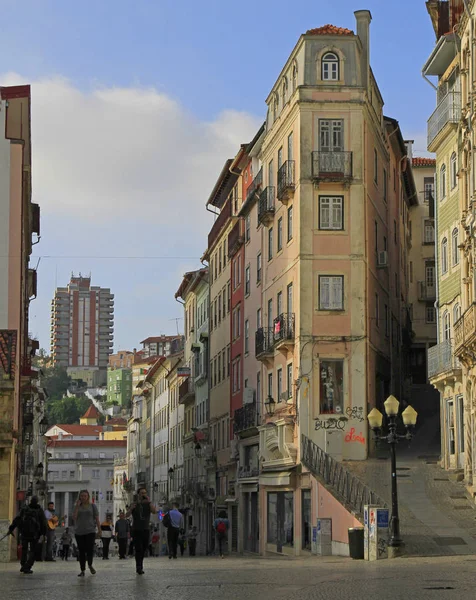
384, 395, 400, 417
402, 405, 418, 427
367, 408, 384, 430
194, 442, 202, 458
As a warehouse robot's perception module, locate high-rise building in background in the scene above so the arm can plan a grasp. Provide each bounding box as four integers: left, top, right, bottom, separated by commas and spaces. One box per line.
50, 275, 114, 386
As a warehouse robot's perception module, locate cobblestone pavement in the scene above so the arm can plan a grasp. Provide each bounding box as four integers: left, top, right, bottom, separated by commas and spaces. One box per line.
1, 554, 476, 600
346, 452, 476, 556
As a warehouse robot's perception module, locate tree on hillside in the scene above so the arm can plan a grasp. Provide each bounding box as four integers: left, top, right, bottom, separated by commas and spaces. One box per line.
46, 396, 92, 425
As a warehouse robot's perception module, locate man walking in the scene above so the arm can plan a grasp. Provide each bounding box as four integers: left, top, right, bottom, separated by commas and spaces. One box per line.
44, 501, 58, 561
60, 527, 72, 560
115, 512, 130, 559
166, 503, 183, 560
8, 496, 47, 574
126, 487, 157, 575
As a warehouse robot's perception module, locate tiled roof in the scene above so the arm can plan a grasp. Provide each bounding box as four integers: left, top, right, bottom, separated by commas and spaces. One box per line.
306, 24, 354, 36
141, 336, 180, 344
47, 424, 102, 437
105, 417, 127, 427
412, 157, 436, 167
47, 439, 127, 448
82, 404, 100, 419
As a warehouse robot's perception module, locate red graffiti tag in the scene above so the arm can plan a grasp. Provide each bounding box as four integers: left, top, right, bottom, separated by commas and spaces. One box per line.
344, 427, 366, 445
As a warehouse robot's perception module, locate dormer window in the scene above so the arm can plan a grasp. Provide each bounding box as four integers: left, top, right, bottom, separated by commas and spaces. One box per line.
322, 52, 339, 81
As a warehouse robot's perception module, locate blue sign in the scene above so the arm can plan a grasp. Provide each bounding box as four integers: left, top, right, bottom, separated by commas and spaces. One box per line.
377, 509, 389, 528
312, 527, 317, 543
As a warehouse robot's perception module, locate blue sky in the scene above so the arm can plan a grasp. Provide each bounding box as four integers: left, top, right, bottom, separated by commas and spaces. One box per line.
0, 0, 437, 351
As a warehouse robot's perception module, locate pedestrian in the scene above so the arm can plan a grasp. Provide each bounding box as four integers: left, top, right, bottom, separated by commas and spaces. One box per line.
178, 529, 186, 556
100, 513, 114, 560
44, 501, 58, 561
8, 496, 47, 574
72, 489, 101, 577
115, 512, 130, 559
60, 527, 73, 560
214, 510, 229, 558
151, 528, 160, 557
164, 502, 183, 560
126, 487, 157, 575
188, 525, 198, 556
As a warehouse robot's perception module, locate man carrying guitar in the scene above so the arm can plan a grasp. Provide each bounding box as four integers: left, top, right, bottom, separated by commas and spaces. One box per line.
44, 502, 59, 561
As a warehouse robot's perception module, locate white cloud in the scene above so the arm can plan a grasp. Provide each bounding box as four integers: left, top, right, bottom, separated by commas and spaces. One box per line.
0, 72, 262, 231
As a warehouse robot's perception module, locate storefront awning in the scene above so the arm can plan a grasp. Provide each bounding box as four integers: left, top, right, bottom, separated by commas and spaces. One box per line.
423, 33, 460, 77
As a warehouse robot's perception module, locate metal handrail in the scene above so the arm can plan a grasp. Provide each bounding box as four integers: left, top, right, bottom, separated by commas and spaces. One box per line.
301, 434, 387, 517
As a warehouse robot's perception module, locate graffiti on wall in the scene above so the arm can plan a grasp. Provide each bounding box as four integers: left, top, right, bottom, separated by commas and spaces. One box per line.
314, 417, 348, 431
344, 427, 366, 445
345, 407, 364, 422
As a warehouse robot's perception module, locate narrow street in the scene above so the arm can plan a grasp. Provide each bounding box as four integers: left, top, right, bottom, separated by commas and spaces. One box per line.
1, 555, 475, 600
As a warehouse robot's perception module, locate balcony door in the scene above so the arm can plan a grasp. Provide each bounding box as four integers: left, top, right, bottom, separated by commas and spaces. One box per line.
319, 120, 344, 152
425, 262, 436, 298
456, 395, 465, 469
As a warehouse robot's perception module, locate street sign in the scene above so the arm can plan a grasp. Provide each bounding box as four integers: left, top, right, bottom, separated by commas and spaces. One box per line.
177, 367, 191, 377
377, 509, 389, 528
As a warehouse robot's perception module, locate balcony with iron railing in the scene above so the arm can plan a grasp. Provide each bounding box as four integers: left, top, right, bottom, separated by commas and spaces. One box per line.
227, 220, 244, 258
233, 402, 260, 435
427, 91, 461, 148
179, 377, 195, 404
418, 281, 436, 302
427, 339, 461, 379
245, 167, 263, 203
255, 328, 274, 359
277, 160, 295, 203
273, 313, 295, 348
311, 151, 353, 183
455, 302, 476, 357
258, 187, 275, 226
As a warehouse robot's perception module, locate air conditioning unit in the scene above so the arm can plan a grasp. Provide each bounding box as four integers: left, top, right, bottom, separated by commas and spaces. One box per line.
377, 251, 388, 267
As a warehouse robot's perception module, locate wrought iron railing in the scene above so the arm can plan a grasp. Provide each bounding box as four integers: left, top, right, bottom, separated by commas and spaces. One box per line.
418, 281, 436, 302
312, 151, 353, 180
238, 465, 260, 479
233, 402, 259, 434
277, 160, 295, 200
454, 302, 476, 356
179, 377, 195, 404
427, 91, 461, 147
301, 434, 387, 518
427, 340, 460, 378
255, 328, 274, 357
246, 167, 263, 203
273, 313, 295, 343
258, 186, 275, 224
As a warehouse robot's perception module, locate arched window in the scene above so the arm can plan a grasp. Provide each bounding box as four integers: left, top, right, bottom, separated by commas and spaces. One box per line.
322, 52, 339, 81
441, 237, 448, 274
453, 303, 461, 324
272, 95, 278, 121
282, 79, 288, 107
440, 164, 447, 199
450, 152, 457, 189
452, 227, 459, 266
443, 311, 451, 340
292, 64, 297, 92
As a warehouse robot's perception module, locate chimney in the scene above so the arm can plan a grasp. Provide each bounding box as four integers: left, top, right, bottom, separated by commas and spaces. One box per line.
354, 10, 372, 89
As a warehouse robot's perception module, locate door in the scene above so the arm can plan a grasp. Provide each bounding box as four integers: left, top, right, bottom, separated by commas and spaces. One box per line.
325, 430, 343, 461
456, 395, 465, 469
287, 283, 293, 316
446, 399, 456, 469
425, 262, 435, 298
250, 492, 259, 553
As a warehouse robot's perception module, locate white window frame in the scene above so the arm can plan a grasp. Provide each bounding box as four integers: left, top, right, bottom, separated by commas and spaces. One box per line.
441, 237, 448, 274
450, 152, 457, 189
452, 227, 459, 266
319, 275, 344, 311
319, 196, 343, 230
423, 219, 435, 244
440, 164, 447, 199
321, 52, 339, 81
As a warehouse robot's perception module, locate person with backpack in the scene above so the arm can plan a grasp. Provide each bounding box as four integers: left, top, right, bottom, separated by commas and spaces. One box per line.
72, 489, 101, 577
164, 503, 183, 560
126, 486, 157, 575
213, 510, 229, 558
8, 496, 47, 574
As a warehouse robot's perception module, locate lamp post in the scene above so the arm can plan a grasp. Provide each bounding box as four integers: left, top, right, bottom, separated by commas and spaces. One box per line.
367, 395, 418, 547
264, 395, 276, 417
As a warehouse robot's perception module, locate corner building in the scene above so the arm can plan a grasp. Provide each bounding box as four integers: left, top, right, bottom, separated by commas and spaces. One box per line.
249, 12, 414, 555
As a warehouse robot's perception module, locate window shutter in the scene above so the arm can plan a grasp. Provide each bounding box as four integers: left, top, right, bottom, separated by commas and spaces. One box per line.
320, 277, 330, 309
320, 199, 330, 229
331, 277, 343, 309
331, 199, 342, 229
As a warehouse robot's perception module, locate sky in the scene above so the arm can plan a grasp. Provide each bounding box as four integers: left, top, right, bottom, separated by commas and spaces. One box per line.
0, 0, 437, 352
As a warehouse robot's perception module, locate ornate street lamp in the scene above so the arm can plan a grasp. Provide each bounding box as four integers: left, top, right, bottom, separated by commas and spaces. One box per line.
194, 442, 202, 458
367, 395, 418, 548
39, 417, 49, 436
264, 395, 276, 416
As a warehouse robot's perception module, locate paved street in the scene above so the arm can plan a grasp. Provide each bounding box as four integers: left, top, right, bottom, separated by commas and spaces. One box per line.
1, 555, 476, 599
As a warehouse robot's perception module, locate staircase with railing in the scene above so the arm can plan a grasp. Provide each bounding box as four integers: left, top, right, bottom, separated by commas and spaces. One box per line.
301, 434, 386, 520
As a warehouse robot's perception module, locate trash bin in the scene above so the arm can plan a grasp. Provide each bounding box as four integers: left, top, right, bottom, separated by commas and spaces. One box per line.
348, 527, 364, 559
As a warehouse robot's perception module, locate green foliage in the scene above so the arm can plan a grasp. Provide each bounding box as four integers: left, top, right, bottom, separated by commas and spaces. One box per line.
46, 396, 91, 425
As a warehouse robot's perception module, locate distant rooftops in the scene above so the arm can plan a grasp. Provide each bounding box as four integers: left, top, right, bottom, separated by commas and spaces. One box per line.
140, 335, 181, 345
